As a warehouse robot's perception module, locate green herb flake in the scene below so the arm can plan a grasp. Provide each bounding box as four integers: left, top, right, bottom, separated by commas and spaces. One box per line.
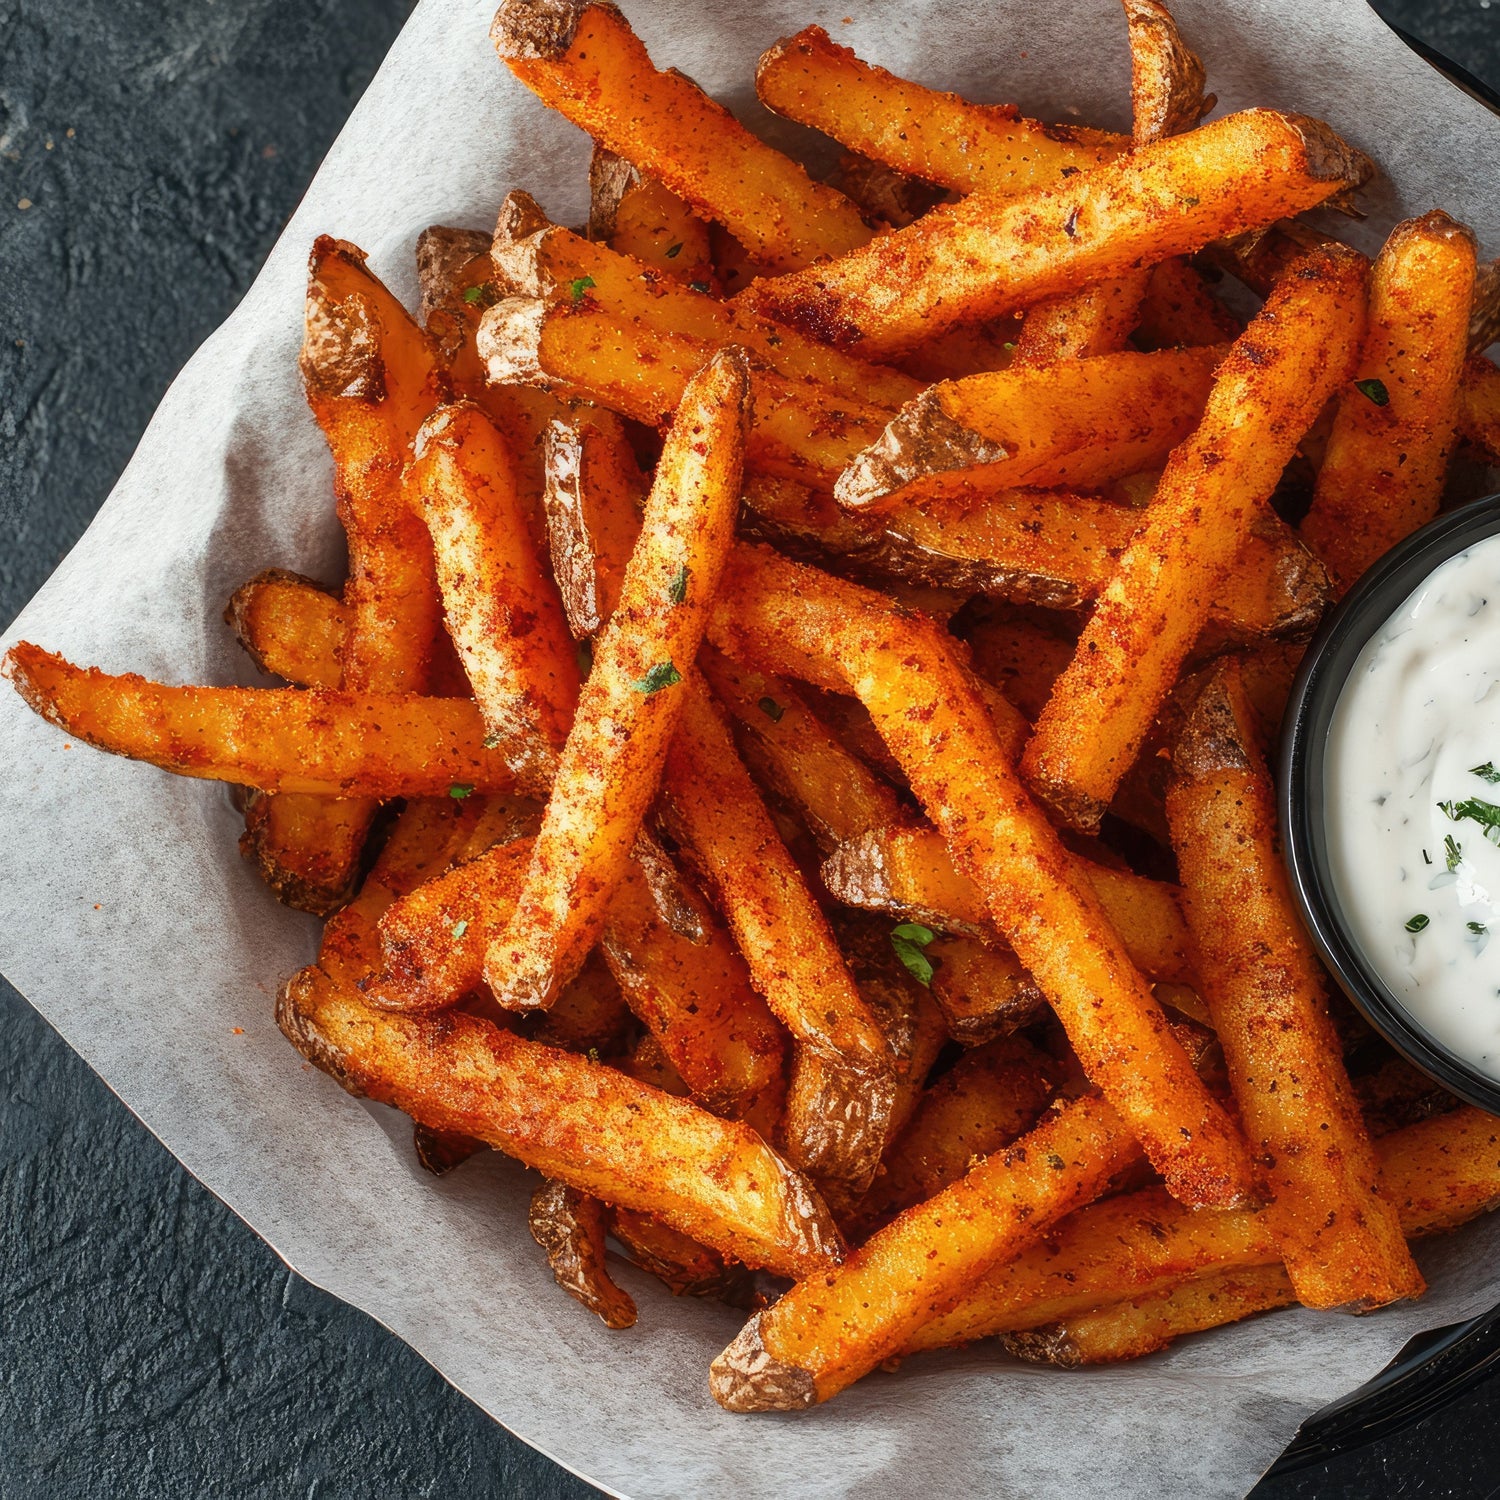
667, 563, 690, 606
1472, 762, 1500, 784
569, 275, 596, 303
632, 661, 683, 695
448, 783, 474, 800
1003, 341, 1017, 352
482, 730, 503, 750
1446, 834, 1464, 871
665, 242, 684, 259
890, 921, 938, 986
461, 283, 497, 307
1470, 922, 1489, 935
451, 919, 469, 939
757, 695, 785, 723
1355, 377, 1390, 406
587, 1046, 600, 1063
688, 279, 711, 294
1180, 194, 1200, 207
1439, 796, 1500, 846
1406, 913, 1431, 933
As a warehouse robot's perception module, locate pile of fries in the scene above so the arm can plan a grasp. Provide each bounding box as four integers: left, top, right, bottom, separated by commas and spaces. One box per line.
11, 0, 1500, 1413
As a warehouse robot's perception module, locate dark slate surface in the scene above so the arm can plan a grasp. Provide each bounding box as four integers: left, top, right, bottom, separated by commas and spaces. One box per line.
1, 1, 1497, 1495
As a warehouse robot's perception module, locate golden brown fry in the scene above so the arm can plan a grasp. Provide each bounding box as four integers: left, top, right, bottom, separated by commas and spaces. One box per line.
710, 1094, 1140, 1409
1123, 0, 1213, 147
858, 1036, 1058, 1227
486, 348, 751, 1010
821, 823, 1197, 984
237, 791, 371, 916
827, 151, 945, 229
522, 947, 633, 1055
1023, 244, 1367, 831
492, 216, 922, 410
1134, 257, 1241, 349
1301, 212, 1476, 591
1, 643, 521, 798
589, 144, 716, 286
529, 1178, 638, 1329
481, 295, 890, 493
925, 936, 1045, 1045
755, 26, 1125, 196
711, 545, 1253, 1208
663, 682, 895, 1188
1167, 662, 1422, 1310
491, 0, 869, 273
1012, 273, 1153, 368
609, 1206, 752, 1301
743, 111, 1371, 360
225, 570, 345, 686
1459, 355, 1500, 464
408, 401, 580, 776
960, 610, 1075, 723
279, 962, 841, 1280
835, 347, 1222, 511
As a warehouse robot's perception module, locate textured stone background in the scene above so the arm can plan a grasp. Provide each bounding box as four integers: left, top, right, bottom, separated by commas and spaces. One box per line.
2, 1, 1498, 1495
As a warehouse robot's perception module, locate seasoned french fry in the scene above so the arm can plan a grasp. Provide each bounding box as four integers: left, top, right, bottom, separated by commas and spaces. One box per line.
589, 144, 715, 286
710, 1094, 1140, 1409
827, 151, 944, 229
486, 347, 751, 1010
662, 682, 895, 1188
959, 609, 1075, 723
237, 792, 373, 915
755, 26, 1125, 196
492, 217, 922, 410
522, 947, 633, 1056
1301, 212, 1476, 591
1134, 257, 1241, 349
744, 111, 1371, 360
1012, 273, 1153, 367
1, 644, 522, 798
1023, 244, 1367, 831
822, 823, 1197, 985
225, 570, 344, 686
407, 401, 580, 777
480, 295, 889, 492
1123, 0, 1213, 147
835, 347, 1223, 511
925, 936, 1046, 1045
1167, 662, 1422, 1310
1459, 354, 1500, 464
711, 545, 1253, 1207
609, 1206, 752, 1301
529, 1178, 638, 1329
491, 0, 869, 272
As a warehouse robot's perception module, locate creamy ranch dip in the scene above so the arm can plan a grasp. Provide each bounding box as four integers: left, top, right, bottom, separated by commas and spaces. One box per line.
1326, 533, 1500, 1078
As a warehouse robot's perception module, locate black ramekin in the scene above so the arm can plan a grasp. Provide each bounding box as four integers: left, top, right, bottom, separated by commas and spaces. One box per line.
1280, 492, 1500, 1117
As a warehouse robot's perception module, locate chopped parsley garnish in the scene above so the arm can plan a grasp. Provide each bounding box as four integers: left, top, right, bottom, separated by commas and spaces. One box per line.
667, 563, 690, 605
757, 695, 785, 723
1439, 796, 1500, 845
587, 1046, 600, 1063
665, 242, 683, 259
633, 661, 682, 695
1470, 922, 1489, 935
451, 919, 469, 939
461, 283, 498, 307
1355, 377, 1390, 406
688, 279, 711, 293
1003, 341, 1017, 352
1406, 913, 1430, 933
1472, 762, 1500, 784
568, 275, 596, 302
1446, 834, 1464, 871
448, 783, 474, 800
890, 921, 938, 986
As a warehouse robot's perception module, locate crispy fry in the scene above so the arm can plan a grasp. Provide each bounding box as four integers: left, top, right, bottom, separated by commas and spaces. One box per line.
1167, 662, 1422, 1309
710, 1094, 1140, 1409
492, 216, 922, 410
609, 1206, 753, 1301
225, 570, 345, 686
408, 401, 580, 777
480, 295, 890, 492
835, 347, 1223, 511
589, 144, 715, 286
959, 609, 1075, 723
711, 545, 1253, 1207
1022, 244, 1367, 830
827, 151, 945, 229
1301, 212, 1476, 591
925, 936, 1045, 1045
491, 0, 869, 273
1123, 0, 1213, 147
486, 347, 750, 1009
237, 792, 372, 915
1134, 257, 1241, 349
1459, 354, 1500, 464
529, 1178, 638, 1328
1, 644, 522, 798
523, 947, 633, 1055
743, 111, 1371, 360
1012, 273, 1153, 368
754, 26, 1125, 196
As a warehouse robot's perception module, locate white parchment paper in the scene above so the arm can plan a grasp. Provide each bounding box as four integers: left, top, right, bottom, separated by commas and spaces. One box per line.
4, 1, 1500, 1494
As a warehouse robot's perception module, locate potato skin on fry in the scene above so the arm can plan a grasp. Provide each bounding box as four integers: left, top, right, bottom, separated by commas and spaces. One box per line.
529, 1178, 638, 1329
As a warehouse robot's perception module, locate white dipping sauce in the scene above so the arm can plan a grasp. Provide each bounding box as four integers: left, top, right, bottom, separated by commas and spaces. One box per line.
1326, 533, 1500, 1078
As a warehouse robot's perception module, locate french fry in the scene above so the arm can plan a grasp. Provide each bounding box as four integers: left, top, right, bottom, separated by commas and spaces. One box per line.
1459, 354, 1500, 464
743, 111, 1371, 360
1301, 212, 1476, 591
710, 1094, 1140, 1409
1167, 662, 1422, 1310
491, 0, 869, 273
711, 545, 1253, 1207
237, 793, 374, 915
821, 823, 1197, 985
1134, 257, 1241, 349
412, 1122, 484, 1176
480, 295, 890, 492
589, 144, 715, 286
1011, 273, 1153, 367
959, 609, 1075, 722
662, 682, 895, 1188
225, 570, 344, 686
529, 1178, 638, 1329
754, 26, 1125, 196
827, 151, 945, 229
407, 401, 580, 777
834, 346, 1224, 511
492, 216, 922, 410
1022, 243, 1367, 831
485, 347, 751, 1010
1, 644, 522, 798
925, 936, 1046, 1045
522, 947, 633, 1056
609, 1206, 753, 1301
857, 1036, 1058, 1228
